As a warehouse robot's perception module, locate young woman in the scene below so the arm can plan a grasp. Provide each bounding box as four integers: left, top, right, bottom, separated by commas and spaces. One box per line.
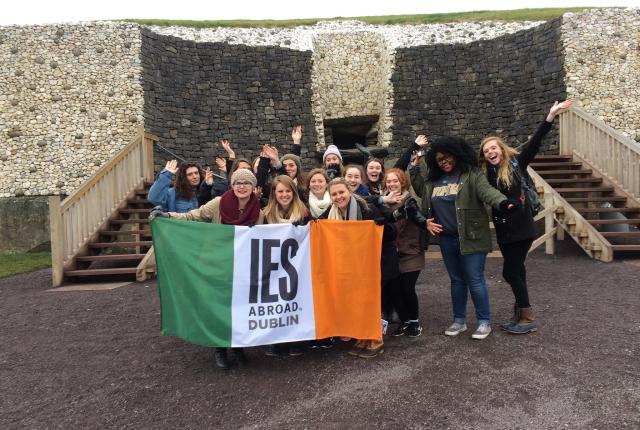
262, 175, 311, 357
344, 164, 370, 196
319, 178, 399, 358
410, 136, 516, 340
305, 168, 331, 219
323, 145, 345, 180
384, 168, 427, 338
148, 159, 203, 213
479, 99, 574, 334
364, 158, 385, 196
161, 168, 264, 369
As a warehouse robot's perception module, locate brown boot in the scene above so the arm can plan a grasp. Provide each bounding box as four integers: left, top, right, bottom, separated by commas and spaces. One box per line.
505, 307, 538, 334
348, 339, 368, 356
518, 307, 535, 324
358, 340, 384, 359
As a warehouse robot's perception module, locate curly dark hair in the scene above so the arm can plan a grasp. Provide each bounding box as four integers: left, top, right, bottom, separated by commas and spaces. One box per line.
175, 162, 202, 200
425, 136, 478, 182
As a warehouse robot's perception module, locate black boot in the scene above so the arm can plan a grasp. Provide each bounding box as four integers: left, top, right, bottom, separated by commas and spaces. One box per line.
214, 348, 230, 370
232, 348, 248, 365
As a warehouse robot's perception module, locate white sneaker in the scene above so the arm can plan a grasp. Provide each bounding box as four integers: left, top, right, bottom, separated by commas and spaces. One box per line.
471, 322, 492, 340
444, 322, 467, 336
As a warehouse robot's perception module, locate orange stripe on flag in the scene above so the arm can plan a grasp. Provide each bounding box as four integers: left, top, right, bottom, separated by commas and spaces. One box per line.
310, 219, 383, 340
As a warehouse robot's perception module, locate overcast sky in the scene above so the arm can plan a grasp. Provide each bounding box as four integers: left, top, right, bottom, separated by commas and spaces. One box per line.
1, 0, 638, 25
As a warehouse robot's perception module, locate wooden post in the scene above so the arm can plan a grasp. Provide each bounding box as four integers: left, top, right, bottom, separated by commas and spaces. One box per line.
49, 196, 65, 287
142, 128, 155, 183
544, 191, 555, 255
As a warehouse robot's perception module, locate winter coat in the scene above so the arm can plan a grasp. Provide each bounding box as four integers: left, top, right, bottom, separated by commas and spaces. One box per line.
148, 169, 199, 213
410, 167, 506, 255
488, 120, 552, 244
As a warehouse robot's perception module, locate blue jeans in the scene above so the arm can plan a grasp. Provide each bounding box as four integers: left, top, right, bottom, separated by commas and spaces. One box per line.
438, 235, 491, 324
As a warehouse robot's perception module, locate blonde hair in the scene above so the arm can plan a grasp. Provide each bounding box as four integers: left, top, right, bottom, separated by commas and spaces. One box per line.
479, 136, 519, 189
327, 177, 368, 210
263, 175, 308, 224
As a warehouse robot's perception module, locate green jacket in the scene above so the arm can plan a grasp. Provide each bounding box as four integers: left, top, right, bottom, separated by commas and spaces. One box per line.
410, 167, 506, 255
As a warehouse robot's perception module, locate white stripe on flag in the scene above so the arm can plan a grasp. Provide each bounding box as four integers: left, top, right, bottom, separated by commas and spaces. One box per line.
230, 224, 316, 347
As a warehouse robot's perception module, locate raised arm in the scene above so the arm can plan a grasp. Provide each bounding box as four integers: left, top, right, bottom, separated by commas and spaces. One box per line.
519, 100, 574, 167
291, 125, 302, 156
148, 160, 178, 208
395, 135, 428, 170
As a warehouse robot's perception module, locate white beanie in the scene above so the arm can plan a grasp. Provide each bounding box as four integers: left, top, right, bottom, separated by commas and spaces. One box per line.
323, 145, 343, 164
231, 168, 257, 187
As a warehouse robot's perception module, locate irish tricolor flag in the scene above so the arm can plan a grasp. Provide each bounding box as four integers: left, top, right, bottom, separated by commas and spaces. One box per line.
151, 218, 383, 347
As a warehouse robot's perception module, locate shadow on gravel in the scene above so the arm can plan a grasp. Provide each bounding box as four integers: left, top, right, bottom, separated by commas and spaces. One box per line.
1, 239, 639, 429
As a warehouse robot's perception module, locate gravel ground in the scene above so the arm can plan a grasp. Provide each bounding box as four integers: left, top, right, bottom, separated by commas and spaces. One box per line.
1, 239, 639, 429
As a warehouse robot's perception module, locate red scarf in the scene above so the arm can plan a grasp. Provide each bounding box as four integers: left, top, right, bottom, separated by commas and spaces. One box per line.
219, 189, 261, 226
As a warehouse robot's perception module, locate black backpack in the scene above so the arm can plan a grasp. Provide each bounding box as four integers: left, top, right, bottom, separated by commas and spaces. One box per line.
511, 159, 540, 215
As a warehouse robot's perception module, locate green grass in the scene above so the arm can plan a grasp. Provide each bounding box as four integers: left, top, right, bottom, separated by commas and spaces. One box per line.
125, 7, 597, 28
0, 252, 51, 278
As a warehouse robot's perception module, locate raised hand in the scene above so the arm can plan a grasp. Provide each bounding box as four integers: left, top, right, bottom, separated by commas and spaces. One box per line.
547, 99, 574, 121
204, 167, 214, 185
292, 125, 302, 145
263, 144, 279, 162
383, 190, 403, 205
426, 218, 442, 236
254, 186, 263, 199
415, 135, 429, 146
215, 156, 227, 172
164, 159, 178, 174
220, 139, 235, 159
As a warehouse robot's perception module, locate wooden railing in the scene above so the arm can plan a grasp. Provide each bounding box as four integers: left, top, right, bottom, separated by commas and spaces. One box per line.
49, 127, 157, 286
559, 106, 640, 200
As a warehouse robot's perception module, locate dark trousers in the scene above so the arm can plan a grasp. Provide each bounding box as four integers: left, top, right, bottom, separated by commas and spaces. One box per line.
381, 277, 395, 320
391, 270, 421, 322
498, 239, 533, 308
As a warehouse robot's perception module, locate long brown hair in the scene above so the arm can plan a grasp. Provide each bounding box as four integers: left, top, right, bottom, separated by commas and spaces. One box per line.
479, 136, 519, 189
175, 162, 202, 200
263, 175, 308, 224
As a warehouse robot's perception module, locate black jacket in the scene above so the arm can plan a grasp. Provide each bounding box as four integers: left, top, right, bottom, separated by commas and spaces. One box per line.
488, 120, 552, 244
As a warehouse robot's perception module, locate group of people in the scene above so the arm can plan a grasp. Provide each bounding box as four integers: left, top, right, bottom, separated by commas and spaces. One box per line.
149, 100, 574, 369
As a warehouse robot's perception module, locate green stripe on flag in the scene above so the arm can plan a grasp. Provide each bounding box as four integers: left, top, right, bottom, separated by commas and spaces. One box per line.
151, 217, 235, 347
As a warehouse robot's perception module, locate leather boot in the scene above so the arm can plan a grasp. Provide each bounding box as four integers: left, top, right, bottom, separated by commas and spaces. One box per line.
214, 348, 231, 369
505, 307, 538, 334
498, 304, 521, 331
232, 348, 248, 365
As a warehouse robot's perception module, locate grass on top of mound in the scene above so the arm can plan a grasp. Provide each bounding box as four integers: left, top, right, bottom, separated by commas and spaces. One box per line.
125, 7, 597, 28
0, 252, 51, 279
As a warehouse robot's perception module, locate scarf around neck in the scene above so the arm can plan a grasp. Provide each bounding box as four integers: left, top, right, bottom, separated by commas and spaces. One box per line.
328, 195, 362, 220
219, 189, 261, 225
308, 190, 332, 218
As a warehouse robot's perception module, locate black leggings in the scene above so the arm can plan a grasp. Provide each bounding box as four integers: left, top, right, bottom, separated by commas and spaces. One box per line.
391, 270, 421, 322
498, 239, 533, 308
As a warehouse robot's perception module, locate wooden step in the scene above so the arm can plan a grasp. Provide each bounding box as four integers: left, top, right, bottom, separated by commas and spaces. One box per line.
119, 208, 152, 214
555, 187, 614, 193
110, 219, 150, 225
529, 162, 582, 169
99, 230, 151, 236
611, 245, 640, 251
600, 231, 640, 238
65, 267, 138, 277
128, 198, 151, 205
589, 219, 640, 225
564, 196, 627, 203
545, 178, 603, 185
76, 254, 146, 262
577, 207, 640, 214
89, 241, 153, 248
536, 169, 593, 176
533, 155, 573, 161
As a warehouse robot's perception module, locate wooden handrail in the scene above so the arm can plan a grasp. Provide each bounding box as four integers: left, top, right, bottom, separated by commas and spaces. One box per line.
559, 106, 640, 199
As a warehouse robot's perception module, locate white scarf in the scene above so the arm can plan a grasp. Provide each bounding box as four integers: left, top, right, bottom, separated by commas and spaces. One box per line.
308, 190, 332, 218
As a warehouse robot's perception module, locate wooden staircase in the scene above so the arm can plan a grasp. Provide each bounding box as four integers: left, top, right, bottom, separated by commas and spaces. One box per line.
529, 153, 640, 261
63, 183, 154, 280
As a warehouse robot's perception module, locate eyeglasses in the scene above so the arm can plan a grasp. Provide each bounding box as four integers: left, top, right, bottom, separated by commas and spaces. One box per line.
436, 154, 454, 165
233, 181, 252, 188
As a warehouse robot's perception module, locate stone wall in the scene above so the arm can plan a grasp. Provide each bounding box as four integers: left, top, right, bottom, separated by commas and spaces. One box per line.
311, 31, 394, 148
0, 23, 143, 198
140, 29, 317, 170
389, 18, 566, 158
562, 8, 640, 141
0, 196, 50, 252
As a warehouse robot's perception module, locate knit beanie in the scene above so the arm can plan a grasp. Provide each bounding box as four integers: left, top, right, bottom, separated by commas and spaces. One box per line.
231, 168, 257, 187
323, 145, 343, 164
281, 153, 302, 173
